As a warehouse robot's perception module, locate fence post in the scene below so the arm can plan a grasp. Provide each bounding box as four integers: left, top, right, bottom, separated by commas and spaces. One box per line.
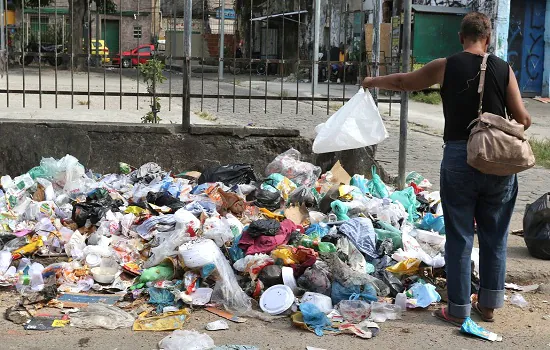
398, 0, 412, 190
0, 0, 5, 76
182, 0, 192, 131
312, 0, 320, 95
372, 0, 382, 104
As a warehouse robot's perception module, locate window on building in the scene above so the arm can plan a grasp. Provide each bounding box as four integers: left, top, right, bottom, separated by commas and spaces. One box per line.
133, 26, 142, 39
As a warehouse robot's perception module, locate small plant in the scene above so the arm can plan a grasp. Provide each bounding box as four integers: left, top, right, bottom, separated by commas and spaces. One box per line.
278, 90, 290, 98
77, 100, 90, 106
530, 138, 550, 169
195, 110, 218, 122
139, 58, 166, 123
411, 91, 442, 105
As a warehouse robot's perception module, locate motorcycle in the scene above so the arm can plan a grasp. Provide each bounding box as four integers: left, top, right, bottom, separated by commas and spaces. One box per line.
21, 42, 65, 67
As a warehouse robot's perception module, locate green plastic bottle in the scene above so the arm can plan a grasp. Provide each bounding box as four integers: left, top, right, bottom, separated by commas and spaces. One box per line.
299, 237, 337, 253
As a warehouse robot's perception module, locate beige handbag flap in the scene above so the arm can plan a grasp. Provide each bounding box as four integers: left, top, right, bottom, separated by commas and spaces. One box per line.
478, 113, 526, 140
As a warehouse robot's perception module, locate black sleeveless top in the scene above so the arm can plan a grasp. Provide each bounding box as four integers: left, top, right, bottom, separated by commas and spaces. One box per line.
441, 52, 510, 141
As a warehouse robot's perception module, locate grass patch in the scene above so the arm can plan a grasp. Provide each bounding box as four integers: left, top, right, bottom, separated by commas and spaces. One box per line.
195, 110, 218, 122
77, 100, 90, 106
530, 138, 550, 168
277, 90, 290, 98
411, 91, 441, 105
329, 102, 343, 112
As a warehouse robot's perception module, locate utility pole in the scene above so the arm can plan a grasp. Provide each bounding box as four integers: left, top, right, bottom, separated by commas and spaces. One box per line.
372, 0, 382, 104
182, 0, 192, 130
219, 0, 225, 80
312, 0, 321, 95
398, 0, 412, 190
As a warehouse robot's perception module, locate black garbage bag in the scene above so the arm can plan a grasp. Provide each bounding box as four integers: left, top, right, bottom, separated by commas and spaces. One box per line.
376, 238, 394, 257
247, 219, 281, 238
297, 261, 332, 296
523, 193, 550, 260
253, 188, 281, 211
258, 265, 283, 289
379, 270, 404, 297
198, 164, 257, 187
146, 192, 185, 212
288, 186, 316, 208
72, 197, 123, 228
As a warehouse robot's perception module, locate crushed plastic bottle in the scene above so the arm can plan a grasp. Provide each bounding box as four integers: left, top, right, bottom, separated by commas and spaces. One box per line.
299, 237, 337, 253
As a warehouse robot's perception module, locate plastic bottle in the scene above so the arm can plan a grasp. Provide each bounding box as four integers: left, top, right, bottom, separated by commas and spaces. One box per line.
29, 263, 45, 291
299, 237, 337, 253
395, 292, 407, 312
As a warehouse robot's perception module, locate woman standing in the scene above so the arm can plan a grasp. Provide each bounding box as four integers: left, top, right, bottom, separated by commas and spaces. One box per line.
362, 12, 531, 325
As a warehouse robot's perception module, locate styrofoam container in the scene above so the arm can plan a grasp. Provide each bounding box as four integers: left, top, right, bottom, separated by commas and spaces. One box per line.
301, 292, 333, 314
260, 284, 295, 315
190, 288, 214, 306
91, 266, 118, 284
85, 253, 101, 268
281, 266, 298, 294
178, 239, 218, 268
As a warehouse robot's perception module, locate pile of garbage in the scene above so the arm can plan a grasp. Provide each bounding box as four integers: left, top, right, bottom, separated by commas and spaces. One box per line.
0, 149, 473, 342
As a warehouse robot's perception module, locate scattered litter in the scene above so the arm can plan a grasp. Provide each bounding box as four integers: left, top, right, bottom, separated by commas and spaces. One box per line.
510, 294, 529, 308
205, 307, 247, 323
158, 330, 215, 350
205, 320, 229, 331
460, 317, 502, 342
533, 96, 550, 104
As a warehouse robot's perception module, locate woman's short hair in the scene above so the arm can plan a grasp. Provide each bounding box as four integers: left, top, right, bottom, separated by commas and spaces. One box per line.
460, 12, 492, 41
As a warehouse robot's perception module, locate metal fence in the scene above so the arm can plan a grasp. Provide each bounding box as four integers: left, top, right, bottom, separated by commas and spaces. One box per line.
0, 0, 402, 126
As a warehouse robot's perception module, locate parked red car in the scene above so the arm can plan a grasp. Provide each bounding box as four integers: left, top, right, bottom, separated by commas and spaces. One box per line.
112, 44, 155, 68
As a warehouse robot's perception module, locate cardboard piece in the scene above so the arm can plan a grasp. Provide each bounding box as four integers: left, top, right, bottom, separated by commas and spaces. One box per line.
205, 307, 247, 323
284, 204, 309, 225
330, 161, 351, 185
57, 293, 121, 308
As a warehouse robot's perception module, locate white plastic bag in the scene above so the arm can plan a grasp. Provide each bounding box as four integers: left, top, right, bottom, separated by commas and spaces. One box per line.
313, 88, 388, 153
158, 330, 215, 350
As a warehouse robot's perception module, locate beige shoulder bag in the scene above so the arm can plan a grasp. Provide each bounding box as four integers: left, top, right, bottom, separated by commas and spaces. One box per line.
466, 53, 535, 176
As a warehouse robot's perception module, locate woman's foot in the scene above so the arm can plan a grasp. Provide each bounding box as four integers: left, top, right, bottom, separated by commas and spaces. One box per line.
473, 302, 495, 322
433, 307, 466, 327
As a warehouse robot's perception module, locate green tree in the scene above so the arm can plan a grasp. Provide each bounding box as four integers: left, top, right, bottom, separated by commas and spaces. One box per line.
14, 0, 116, 70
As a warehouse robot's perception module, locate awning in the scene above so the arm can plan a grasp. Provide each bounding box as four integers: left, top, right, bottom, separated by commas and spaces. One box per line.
250, 10, 308, 22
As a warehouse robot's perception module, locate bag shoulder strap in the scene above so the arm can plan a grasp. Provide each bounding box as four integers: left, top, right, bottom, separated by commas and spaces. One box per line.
477, 53, 489, 116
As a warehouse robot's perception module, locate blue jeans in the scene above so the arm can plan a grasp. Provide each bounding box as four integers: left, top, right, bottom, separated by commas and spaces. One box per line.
441, 141, 518, 318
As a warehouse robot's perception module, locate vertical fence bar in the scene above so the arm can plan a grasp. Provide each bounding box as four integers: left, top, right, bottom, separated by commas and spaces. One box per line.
264, 0, 269, 114
168, 0, 174, 111
201, 0, 205, 111
216, 0, 221, 113
398, 0, 412, 190
181, 0, 192, 130
54, 0, 58, 108
136, 0, 140, 111
87, 0, 91, 109
4, 0, 9, 108
70, 0, 73, 108
326, 0, 331, 115
372, 0, 381, 104
119, 2, 122, 109
232, 24, 236, 113
38, 0, 42, 108
103, 0, 106, 109
21, 4, 25, 107
280, 3, 284, 114
248, 0, 253, 113
312, 0, 320, 115
219, 0, 225, 80
295, 1, 300, 114
342, 2, 348, 107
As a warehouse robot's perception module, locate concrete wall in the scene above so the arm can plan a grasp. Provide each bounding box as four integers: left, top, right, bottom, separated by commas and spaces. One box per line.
0, 120, 390, 184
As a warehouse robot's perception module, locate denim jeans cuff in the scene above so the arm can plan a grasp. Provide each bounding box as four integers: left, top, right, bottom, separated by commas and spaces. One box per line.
448, 301, 471, 319
479, 287, 505, 309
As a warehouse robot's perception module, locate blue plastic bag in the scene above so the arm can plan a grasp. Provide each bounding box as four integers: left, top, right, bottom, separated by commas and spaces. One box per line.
418, 213, 445, 234
408, 282, 441, 308
390, 186, 420, 223
366, 166, 389, 199
305, 223, 330, 239
350, 175, 369, 195
299, 303, 333, 336
148, 287, 176, 313
228, 234, 245, 263
331, 281, 378, 305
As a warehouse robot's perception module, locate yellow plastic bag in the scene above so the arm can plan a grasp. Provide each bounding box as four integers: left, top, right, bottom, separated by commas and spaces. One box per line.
271, 246, 299, 265
386, 258, 421, 275
133, 309, 190, 331
277, 177, 297, 201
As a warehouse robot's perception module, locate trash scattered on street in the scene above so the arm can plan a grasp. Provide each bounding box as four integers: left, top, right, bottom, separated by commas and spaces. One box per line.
205, 320, 229, 331
460, 317, 502, 342
510, 294, 529, 308
0, 152, 479, 342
